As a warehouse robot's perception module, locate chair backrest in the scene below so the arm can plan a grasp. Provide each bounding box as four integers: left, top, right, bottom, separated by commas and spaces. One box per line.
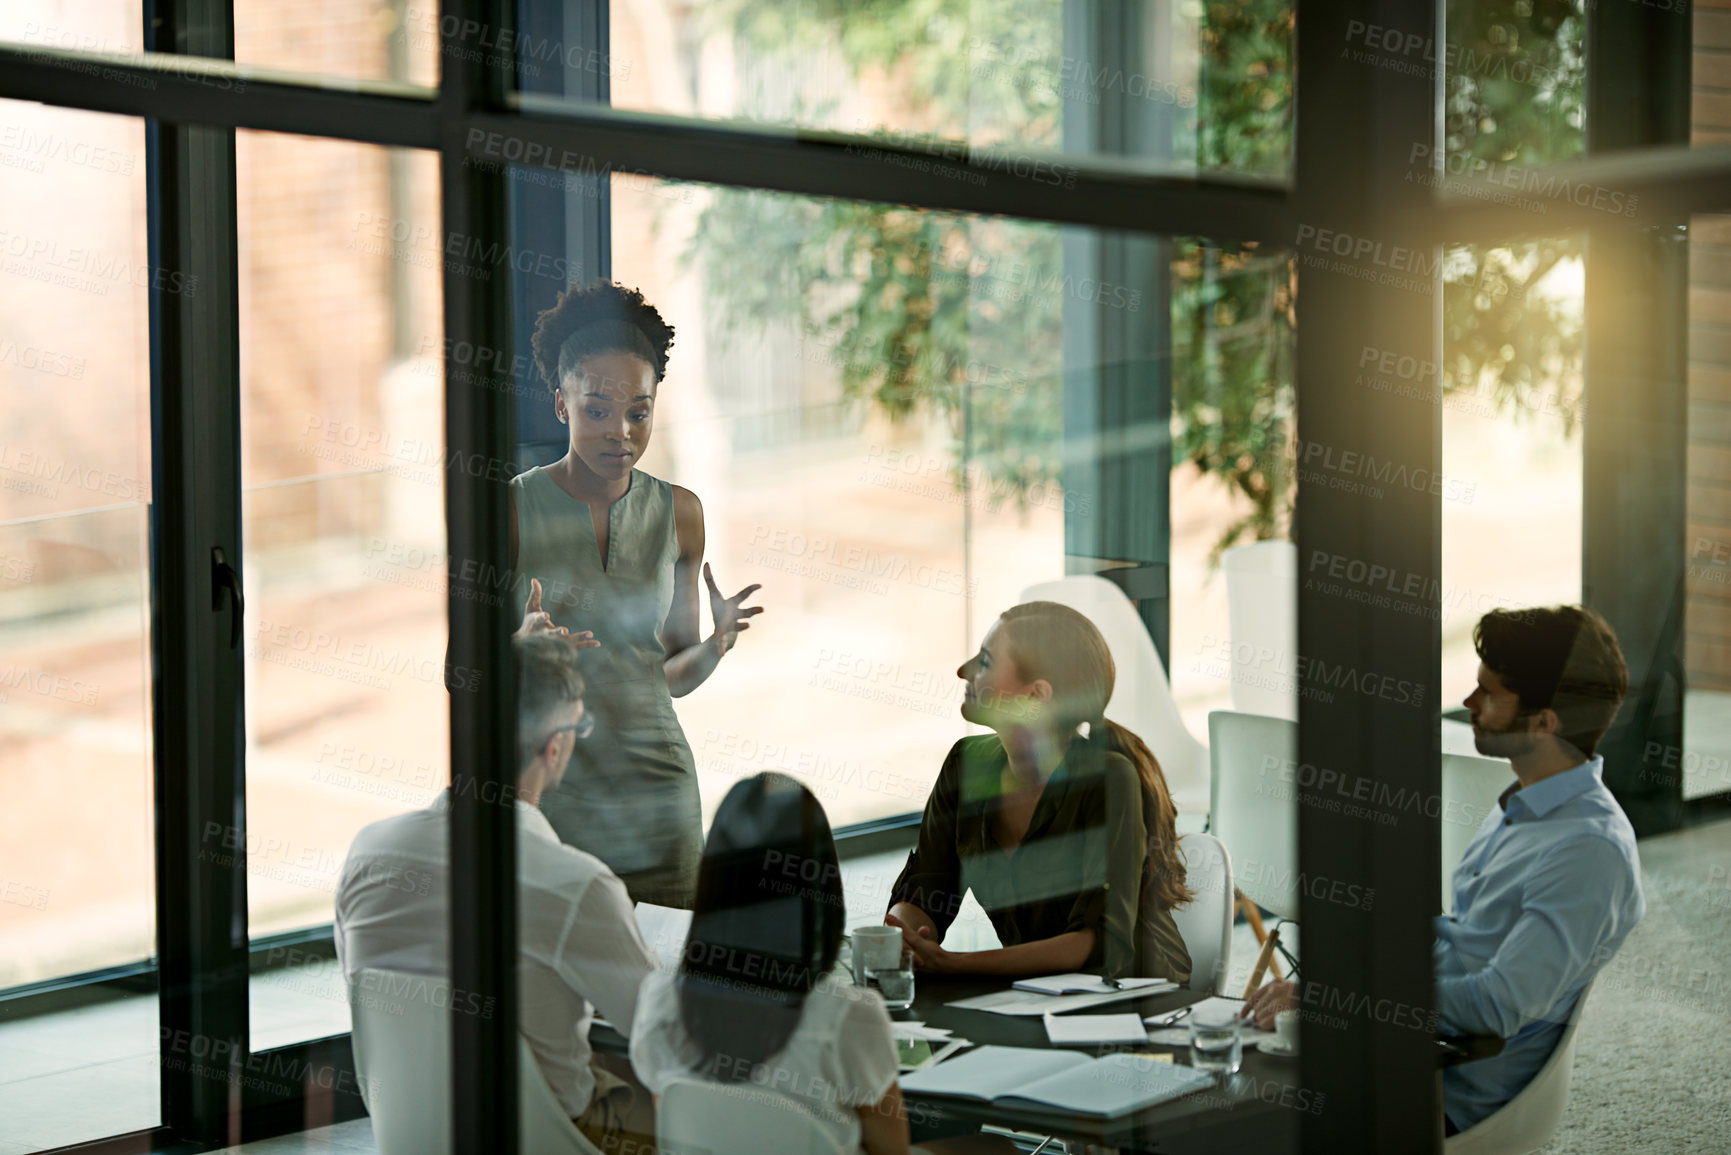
1208, 710, 1298, 921
656, 1075, 850, 1155
1018, 575, 1211, 819
1440, 753, 1514, 912
1221, 540, 1298, 720
348, 967, 601, 1155
1444, 982, 1594, 1154
1167, 833, 1234, 994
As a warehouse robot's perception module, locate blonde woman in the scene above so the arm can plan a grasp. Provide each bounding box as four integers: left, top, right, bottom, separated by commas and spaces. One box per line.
886, 601, 1192, 982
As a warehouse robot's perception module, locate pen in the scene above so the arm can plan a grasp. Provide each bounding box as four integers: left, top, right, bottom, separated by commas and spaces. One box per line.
1102, 975, 1123, 991
1149, 1006, 1191, 1028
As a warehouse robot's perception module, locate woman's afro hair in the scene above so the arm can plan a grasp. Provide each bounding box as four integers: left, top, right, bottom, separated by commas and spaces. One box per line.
530, 281, 675, 393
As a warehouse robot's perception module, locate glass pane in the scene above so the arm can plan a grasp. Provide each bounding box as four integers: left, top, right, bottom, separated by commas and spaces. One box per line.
238, 130, 444, 1049
0, 1, 143, 56
588, 1, 1293, 175
1686, 213, 1731, 802
482, 166, 1297, 1145
0, 99, 158, 1148
235, 0, 438, 88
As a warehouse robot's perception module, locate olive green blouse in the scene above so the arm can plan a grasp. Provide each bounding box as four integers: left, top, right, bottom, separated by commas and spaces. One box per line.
888, 734, 1191, 983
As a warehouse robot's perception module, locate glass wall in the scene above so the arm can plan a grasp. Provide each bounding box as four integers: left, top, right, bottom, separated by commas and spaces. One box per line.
237, 130, 444, 1048
600, 0, 1291, 176
0, 98, 158, 1148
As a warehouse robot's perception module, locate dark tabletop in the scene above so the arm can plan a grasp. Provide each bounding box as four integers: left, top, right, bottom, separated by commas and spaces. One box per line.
594, 975, 1308, 1153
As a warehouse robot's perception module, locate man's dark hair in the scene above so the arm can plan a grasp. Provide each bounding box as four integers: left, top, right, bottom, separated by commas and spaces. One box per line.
530, 280, 675, 393
1473, 605, 1628, 759
515, 633, 584, 771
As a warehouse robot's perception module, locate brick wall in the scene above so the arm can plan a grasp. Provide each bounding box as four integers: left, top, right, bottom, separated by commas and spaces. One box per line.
1689, 2, 1731, 691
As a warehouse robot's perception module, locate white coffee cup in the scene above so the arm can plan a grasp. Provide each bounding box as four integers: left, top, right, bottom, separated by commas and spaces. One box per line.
852, 925, 903, 985
1274, 1008, 1301, 1053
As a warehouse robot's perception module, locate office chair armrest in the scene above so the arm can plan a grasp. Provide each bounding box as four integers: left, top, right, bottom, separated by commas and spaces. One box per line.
1436, 1034, 1505, 1067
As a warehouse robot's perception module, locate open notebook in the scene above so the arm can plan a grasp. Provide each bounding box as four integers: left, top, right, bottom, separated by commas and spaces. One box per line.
899, 1045, 1213, 1119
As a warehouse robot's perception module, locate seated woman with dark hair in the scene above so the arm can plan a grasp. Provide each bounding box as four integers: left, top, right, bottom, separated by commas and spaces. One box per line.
629, 773, 1010, 1155
886, 601, 1193, 982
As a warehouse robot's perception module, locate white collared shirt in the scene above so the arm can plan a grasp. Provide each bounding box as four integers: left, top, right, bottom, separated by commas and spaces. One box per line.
334, 788, 658, 1117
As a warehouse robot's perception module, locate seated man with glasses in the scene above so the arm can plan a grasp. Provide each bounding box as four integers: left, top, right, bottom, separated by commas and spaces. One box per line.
1243, 605, 1645, 1137
335, 633, 659, 1151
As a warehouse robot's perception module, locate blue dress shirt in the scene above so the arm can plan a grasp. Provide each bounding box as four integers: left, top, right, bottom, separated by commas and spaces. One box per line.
1435, 756, 1643, 1132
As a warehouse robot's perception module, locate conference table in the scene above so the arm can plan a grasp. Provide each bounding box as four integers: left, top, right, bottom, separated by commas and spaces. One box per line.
593, 975, 1304, 1154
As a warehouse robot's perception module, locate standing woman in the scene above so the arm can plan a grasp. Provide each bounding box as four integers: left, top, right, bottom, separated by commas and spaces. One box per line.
513, 281, 762, 907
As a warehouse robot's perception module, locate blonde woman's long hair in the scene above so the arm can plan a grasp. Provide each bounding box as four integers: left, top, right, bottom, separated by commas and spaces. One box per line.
997, 601, 1193, 912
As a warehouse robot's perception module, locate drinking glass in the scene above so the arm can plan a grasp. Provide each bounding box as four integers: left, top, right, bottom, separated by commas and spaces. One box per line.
1189, 1010, 1243, 1075
870, 948, 916, 1011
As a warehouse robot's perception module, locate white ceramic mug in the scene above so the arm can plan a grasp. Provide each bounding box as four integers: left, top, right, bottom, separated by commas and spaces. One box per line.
852, 925, 903, 986
1274, 1008, 1301, 1053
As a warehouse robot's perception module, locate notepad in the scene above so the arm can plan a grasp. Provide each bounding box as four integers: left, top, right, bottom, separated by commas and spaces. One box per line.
1043, 1012, 1152, 1046
948, 981, 1180, 1016
1014, 973, 1170, 996
633, 903, 692, 970
900, 1045, 1213, 1118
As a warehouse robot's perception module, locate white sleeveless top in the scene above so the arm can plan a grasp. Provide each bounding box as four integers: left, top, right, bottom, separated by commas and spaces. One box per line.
630, 968, 899, 1153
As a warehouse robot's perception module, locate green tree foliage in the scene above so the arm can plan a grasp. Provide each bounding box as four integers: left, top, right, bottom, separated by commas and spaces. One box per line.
686, 0, 1584, 544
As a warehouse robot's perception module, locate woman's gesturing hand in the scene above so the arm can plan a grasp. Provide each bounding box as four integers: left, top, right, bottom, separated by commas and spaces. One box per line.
703, 563, 763, 655
515, 578, 599, 649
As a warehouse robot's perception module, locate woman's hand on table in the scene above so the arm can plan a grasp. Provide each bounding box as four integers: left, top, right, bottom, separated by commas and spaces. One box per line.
515, 578, 599, 648
884, 912, 956, 973
1241, 979, 1298, 1030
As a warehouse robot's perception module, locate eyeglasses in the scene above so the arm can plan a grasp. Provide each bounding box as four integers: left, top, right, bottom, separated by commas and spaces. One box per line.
544, 712, 595, 743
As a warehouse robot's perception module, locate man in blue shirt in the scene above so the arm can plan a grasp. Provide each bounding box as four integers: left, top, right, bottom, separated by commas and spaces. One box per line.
1244, 605, 1644, 1136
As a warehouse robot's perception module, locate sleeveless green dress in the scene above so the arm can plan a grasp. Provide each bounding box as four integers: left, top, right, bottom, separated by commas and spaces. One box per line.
510, 465, 702, 906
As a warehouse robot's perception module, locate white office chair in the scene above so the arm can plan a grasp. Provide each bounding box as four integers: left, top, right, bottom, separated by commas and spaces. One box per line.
1208, 710, 1298, 922
1167, 833, 1234, 994
1444, 983, 1594, 1154
1441, 752, 1514, 912
657, 1074, 849, 1155
348, 967, 602, 1155
1221, 540, 1298, 720
1019, 575, 1211, 829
